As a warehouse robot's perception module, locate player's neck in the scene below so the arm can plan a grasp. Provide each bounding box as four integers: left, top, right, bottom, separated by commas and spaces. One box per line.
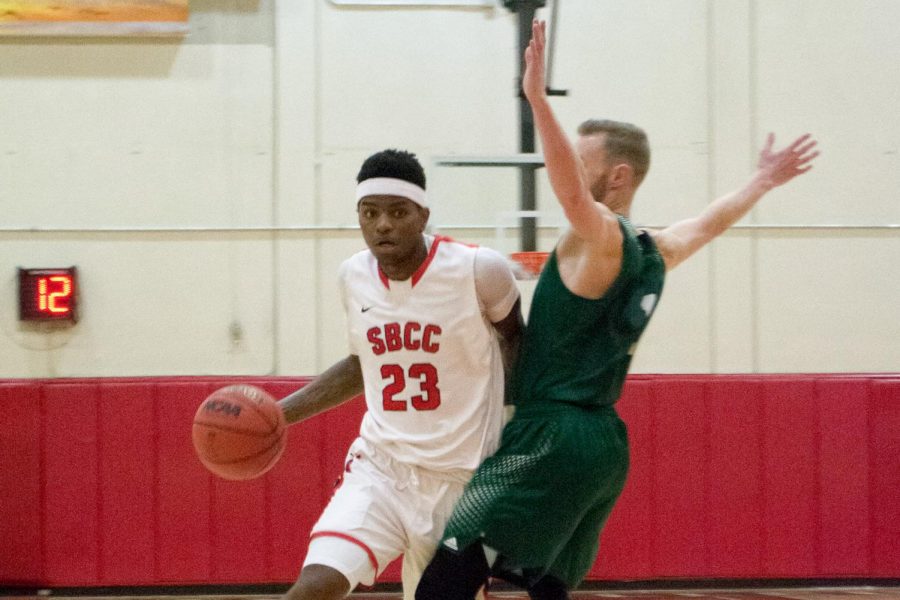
378, 235, 429, 281
602, 194, 632, 218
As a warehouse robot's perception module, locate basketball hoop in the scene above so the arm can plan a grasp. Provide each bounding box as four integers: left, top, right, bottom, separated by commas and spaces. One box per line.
510, 251, 549, 279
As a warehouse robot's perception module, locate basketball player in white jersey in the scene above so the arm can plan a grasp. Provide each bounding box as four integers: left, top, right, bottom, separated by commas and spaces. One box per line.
276, 149, 524, 600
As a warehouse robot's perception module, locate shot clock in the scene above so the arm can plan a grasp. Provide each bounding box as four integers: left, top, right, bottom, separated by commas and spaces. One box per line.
18, 267, 79, 323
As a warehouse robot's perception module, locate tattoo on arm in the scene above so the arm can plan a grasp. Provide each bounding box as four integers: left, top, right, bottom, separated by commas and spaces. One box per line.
278, 355, 364, 425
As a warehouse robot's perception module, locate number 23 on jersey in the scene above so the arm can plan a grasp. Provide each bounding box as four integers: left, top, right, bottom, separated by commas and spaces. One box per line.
380, 363, 441, 411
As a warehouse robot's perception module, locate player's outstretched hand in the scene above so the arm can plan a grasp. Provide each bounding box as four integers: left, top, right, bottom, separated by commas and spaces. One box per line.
523, 19, 547, 103
757, 133, 820, 188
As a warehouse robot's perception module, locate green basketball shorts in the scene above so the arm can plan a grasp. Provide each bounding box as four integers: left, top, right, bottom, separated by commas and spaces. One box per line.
441, 401, 629, 589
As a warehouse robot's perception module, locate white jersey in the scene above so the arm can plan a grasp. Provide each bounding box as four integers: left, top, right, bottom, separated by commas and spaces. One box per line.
339, 235, 507, 474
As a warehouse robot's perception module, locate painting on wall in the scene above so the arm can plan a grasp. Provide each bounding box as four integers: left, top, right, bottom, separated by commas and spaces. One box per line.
0, 0, 189, 37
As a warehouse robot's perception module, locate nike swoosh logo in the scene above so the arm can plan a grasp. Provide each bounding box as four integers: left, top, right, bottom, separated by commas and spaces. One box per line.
361, 306, 372, 313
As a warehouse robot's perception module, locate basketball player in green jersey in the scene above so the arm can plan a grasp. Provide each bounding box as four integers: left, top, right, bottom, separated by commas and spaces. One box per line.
416, 20, 819, 600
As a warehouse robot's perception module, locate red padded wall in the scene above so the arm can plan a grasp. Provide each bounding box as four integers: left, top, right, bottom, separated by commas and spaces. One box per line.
156, 382, 215, 583
871, 378, 900, 576
0, 383, 43, 584
43, 383, 101, 584
587, 375, 900, 581
0, 374, 897, 588
761, 378, 818, 576
816, 379, 870, 576
705, 378, 764, 577
98, 383, 156, 584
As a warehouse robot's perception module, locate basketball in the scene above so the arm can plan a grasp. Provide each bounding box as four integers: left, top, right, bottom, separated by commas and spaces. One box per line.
192, 384, 287, 481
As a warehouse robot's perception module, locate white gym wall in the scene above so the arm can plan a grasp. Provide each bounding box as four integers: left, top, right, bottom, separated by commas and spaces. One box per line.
0, 0, 897, 377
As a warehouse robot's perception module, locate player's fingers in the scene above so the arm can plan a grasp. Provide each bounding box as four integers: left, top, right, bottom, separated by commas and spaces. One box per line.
531, 26, 541, 55
534, 19, 545, 50
796, 149, 820, 166
788, 133, 812, 151
795, 140, 818, 157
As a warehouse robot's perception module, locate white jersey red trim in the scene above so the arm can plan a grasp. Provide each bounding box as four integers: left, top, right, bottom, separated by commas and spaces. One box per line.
339, 235, 506, 473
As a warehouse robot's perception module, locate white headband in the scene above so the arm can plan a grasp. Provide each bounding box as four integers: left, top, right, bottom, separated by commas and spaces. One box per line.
356, 177, 427, 208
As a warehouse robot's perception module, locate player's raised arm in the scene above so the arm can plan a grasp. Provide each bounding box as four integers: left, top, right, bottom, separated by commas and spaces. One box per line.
523, 20, 620, 245
654, 133, 819, 270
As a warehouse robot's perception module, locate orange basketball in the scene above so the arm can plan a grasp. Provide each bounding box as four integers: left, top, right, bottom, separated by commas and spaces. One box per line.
192, 384, 287, 481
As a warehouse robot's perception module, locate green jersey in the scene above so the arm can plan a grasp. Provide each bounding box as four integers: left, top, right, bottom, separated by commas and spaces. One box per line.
513, 216, 665, 409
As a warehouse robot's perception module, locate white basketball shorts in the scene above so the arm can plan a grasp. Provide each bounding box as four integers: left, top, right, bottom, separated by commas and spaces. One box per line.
304, 437, 471, 598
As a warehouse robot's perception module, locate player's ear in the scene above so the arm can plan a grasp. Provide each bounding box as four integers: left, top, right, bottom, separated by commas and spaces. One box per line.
418, 206, 430, 231
609, 163, 633, 190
